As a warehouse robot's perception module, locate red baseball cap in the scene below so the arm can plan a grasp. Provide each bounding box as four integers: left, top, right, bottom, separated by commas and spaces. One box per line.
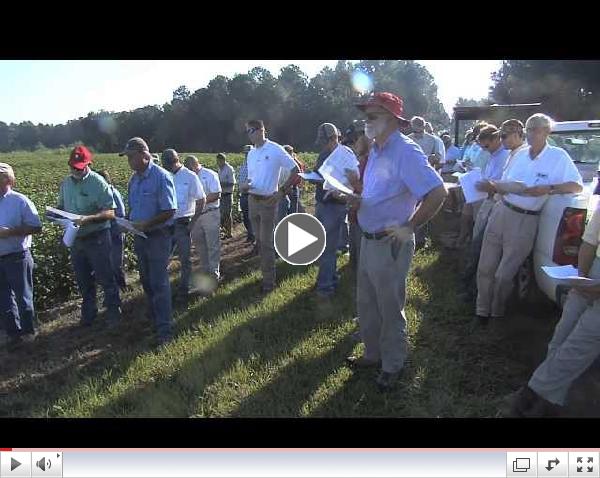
69, 145, 93, 170
356, 92, 410, 124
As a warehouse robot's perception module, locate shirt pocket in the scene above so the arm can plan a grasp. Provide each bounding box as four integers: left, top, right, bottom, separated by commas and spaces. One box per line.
75, 190, 93, 214
176, 182, 190, 203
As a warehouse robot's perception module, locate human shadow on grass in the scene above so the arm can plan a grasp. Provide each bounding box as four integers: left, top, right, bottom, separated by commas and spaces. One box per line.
304, 248, 561, 417
229, 333, 357, 417
404, 250, 561, 417
88, 265, 355, 417
0, 261, 306, 417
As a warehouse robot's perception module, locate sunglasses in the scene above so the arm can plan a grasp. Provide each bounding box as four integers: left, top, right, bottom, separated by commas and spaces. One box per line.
365, 113, 388, 121
246, 127, 259, 135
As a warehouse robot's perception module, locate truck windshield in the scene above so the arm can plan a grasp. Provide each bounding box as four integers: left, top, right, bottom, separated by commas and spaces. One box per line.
549, 132, 600, 164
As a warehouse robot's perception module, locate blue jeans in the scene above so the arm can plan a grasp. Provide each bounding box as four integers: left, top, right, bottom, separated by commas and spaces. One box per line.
239, 194, 254, 241
0, 249, 36, 337
288, 187, 303, 214
134, 227, 174, 341
338, 215, 349, 250
315, 201, 347, 295
110, 222, 126, 289
71, 228, 121, 324
277, 195, 291, 224
172, 220, 192, 296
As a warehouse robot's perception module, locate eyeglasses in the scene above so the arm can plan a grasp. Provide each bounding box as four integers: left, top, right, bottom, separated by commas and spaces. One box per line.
246, 127, 259, 135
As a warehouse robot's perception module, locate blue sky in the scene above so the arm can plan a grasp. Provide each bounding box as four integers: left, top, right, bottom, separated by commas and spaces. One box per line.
0, 60, 503, 125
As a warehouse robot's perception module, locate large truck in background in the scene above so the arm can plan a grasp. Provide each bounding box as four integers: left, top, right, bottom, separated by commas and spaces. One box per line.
445, 104, 600, 308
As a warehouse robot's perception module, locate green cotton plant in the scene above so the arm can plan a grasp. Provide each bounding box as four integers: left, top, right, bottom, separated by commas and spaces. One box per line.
3, 150, 319, 313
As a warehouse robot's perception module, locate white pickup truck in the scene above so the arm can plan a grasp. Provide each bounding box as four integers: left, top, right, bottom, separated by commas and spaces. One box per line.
516, 120, 600, 307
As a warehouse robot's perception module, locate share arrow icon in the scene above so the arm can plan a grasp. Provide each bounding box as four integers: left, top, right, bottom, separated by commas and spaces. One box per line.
546, 458, 560, 471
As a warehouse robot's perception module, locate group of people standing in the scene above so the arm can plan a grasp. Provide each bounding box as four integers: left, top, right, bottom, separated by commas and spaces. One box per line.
3, 90, 600, 415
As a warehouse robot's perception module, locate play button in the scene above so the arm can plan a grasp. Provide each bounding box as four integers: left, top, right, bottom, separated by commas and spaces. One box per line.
274, 213, 326, 265
11, 459, 21, 471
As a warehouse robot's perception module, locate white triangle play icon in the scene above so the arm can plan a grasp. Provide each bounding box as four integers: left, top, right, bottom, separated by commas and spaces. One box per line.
288, 221, 318, 256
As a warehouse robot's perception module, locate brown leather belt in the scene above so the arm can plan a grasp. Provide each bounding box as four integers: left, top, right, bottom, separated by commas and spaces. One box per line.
250, 194, 273, 201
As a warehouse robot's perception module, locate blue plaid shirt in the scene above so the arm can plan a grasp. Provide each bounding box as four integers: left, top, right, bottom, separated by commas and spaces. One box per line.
238, 160, 249, 190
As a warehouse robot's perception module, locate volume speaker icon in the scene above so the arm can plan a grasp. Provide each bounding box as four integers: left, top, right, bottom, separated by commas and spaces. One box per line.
36, 457, 51, 471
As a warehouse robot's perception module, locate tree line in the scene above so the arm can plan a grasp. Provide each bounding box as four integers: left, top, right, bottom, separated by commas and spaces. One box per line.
2, 60, 598, 154
0, 60, 449, 153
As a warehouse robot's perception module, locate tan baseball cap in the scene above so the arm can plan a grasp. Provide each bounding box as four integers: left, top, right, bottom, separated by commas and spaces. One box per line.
119, 137, 149, 156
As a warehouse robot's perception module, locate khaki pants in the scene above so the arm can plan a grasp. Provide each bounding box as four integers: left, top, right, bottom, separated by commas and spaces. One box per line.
476, 201, 539, 317
249, 195, 278, 289
191, 208, 221, 280
472, 197, 496, 240
357, 234, 415, 374
528, 258, 600, 405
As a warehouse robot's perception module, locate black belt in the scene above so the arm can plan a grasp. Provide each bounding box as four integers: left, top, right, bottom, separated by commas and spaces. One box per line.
502, 199, 541, 216
222, 192, 233, 196
0, 250, 27, 260
363, 230, 393, 240
175, 217, 192, 225
76, 228, 109, 241
319, 198, 346, 205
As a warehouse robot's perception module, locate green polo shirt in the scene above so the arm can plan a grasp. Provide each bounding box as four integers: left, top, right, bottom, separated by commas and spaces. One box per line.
58, 170, 116, 237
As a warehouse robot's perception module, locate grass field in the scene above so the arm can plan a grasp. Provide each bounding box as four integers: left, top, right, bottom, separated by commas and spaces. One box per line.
2, 149, 600, 417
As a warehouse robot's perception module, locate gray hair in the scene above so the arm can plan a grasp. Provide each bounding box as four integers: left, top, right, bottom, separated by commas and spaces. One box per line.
184, 155, 199, 168
526, 113, 554, 131
0, 162, 16, 185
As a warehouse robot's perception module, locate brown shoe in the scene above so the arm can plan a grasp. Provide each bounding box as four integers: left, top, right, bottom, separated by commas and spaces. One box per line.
509, 386, 563, 417
346, 356, 381, 369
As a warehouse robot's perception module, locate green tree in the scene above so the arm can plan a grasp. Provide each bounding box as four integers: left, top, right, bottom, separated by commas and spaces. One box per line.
490, 60, 600, 120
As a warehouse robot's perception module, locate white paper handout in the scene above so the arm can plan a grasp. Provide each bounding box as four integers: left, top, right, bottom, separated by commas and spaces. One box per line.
46, 216, 73, 228
318, 144, 359, 196
116, 218, 148, 238
46, 206, 83, 222
457, 168, 487, 204
298, 171, 324, 183
541, 265, 600, 287
494, 180, 527, 194
62, 222, 80, 248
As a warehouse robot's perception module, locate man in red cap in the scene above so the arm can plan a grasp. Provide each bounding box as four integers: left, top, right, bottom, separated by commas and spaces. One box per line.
346, 92, 447, 391
53, 145, 122, 328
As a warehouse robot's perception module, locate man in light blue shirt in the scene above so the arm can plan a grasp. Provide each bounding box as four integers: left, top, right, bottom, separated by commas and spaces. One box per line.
459, 125, 510, 302
0, 163, 42, 347
121, 137, 177, 346
346, 92, 447, 392
440, 134, 462, 173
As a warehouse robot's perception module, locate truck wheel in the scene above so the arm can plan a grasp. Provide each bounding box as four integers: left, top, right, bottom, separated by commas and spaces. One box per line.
515, 255, 542, 304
